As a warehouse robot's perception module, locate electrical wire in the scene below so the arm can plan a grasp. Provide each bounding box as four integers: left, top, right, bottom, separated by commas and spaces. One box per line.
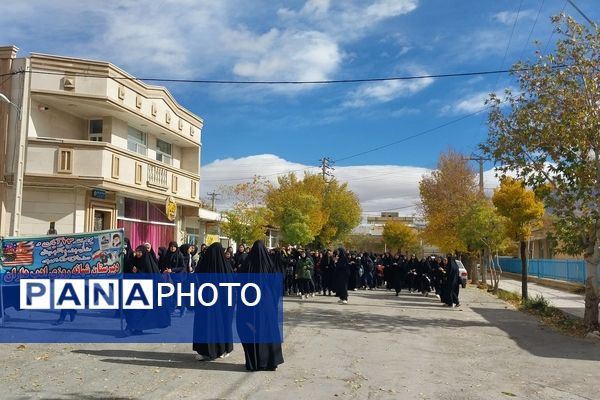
543, 0, 568, 55
362, 204, 419, 213
518, 0, 546, 61
0, 64, 574, 86
333, 104, 492, 165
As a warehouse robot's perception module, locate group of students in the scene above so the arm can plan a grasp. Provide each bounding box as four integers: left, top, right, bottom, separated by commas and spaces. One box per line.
67, 238, 461, 371
276, 248, 462, 307
123, 239, 283, 372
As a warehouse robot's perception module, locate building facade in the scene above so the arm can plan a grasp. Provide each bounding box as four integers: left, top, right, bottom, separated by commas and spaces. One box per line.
0, 45, 218, 246
354, 212, 440, 255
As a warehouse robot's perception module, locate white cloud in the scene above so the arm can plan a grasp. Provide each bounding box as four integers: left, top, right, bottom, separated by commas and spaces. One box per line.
493, 10, 536, 25
1, 0, 419, 95
278, 0, 418, 42
200, 154, 430, 216
440, 91, 491, 115
343, 67, 434, 108
440, 88, 517, 115
232, 30, 342, 82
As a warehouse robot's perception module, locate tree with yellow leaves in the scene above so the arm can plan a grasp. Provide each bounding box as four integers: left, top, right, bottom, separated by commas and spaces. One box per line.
492, 177, 544, 299
419, 149, 479, 254
382, 221, 419, 254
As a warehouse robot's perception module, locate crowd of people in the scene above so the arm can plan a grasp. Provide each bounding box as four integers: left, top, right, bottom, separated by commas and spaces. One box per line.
54, 238, 462, 372
272, 248, 462, 308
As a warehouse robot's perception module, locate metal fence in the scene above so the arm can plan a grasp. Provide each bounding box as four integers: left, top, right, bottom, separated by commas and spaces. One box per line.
498, 257, 587, 284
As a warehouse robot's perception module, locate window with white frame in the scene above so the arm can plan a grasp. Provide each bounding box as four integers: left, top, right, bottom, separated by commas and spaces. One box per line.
127, 126, 147, 156
156, 138, 172, 165
89, 119, 103, 141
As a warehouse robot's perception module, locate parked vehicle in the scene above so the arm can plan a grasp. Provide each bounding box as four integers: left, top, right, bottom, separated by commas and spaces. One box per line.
456, 259, 468, 288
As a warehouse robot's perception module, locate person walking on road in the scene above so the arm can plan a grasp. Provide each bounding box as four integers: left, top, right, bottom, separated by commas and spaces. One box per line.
334, 248, 350, 304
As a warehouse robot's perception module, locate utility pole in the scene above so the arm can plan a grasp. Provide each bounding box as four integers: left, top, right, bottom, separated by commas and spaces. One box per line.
319, 157, 335, 182
463, 154, 491, 285
463, 155, 490, 195
207, 191, 220, 211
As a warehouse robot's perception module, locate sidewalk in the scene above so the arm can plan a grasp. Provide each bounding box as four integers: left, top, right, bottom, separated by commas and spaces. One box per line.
497, 276, 589, 319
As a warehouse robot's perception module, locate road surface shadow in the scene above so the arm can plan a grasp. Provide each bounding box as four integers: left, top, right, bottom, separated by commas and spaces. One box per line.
38, 394, 134, 400
285, 304, 488, 334
471, 306, 600, 361
72, 349, 247, 371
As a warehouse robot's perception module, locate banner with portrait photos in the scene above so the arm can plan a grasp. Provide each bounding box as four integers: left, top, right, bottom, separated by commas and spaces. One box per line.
0, 229, 124, 285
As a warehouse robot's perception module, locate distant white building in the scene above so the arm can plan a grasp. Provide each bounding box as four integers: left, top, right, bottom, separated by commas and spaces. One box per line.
0, 45, 219, 246
353, 212, 439, 255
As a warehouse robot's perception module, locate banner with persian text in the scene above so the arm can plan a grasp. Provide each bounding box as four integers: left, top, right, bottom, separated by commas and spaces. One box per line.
0, 229, 124, 284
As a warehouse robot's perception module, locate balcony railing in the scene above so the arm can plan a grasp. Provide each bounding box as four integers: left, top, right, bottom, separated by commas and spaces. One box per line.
147, 164, 168, 189
25, 138, 199, 200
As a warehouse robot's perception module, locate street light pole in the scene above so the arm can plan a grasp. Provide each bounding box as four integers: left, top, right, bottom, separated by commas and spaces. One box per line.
1, 59, 31, 237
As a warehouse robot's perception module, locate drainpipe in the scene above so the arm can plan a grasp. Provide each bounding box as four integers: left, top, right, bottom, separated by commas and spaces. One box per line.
11, 57, 31, 236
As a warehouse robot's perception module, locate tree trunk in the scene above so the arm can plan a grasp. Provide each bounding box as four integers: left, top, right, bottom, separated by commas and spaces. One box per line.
520, 240, 528, 300
470, 251, 480, 284
583, 230, 600, 331
481, 248, 488, 285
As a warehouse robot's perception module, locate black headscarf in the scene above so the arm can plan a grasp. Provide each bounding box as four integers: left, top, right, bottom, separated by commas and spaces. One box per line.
240, 240, 274, 273
195, 242, 232, 273
159, 241, 185, 272
157, 246, 167, 260
131, 245, 160, 273
123, 238, 134, 273
272, 249, 287, 274
337, 247, 349, 269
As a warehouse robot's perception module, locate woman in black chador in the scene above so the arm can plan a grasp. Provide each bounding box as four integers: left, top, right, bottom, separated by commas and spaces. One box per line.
124, 245, 171, 335
193, 242, 234, 361
440, 256, 460, 307
237, 240, 284, 371
334, 248, 350, 304
319, 249, 335, 296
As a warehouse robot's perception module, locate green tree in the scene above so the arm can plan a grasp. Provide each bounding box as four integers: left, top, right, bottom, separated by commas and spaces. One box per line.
266, 173, 361, 247
219, 177, 269, 246
280, 207, 314, 245
483, 14, 600, 329
492, 179, 545, 299
382, 221, 418, 254
317, 179, 362, 246
221, 206, 267, 246
459, 199, 508, 286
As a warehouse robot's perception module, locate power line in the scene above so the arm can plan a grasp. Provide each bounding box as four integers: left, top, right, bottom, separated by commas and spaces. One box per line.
543, 0, 568, 55
362, 204, 419, 213
334, 104, 492, 164
494, 0, 523, 91
202, 166, 320, 183
566, 0, 597, 27
0, 64, 575, 86
518, 0, 546, 61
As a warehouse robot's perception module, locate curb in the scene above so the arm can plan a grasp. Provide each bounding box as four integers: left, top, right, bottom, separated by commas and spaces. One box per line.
502, 272, 584, 293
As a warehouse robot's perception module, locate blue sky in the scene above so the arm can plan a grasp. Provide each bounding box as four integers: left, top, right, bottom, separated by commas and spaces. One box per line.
2, 0, 599, 215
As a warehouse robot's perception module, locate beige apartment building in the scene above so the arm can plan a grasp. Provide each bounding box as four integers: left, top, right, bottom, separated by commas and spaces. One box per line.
0, 45, 220, 246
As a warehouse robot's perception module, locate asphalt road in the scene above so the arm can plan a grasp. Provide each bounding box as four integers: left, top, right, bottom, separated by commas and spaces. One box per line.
1, 287, 599, 400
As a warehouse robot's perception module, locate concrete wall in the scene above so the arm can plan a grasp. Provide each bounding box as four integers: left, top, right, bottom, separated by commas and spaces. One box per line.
20, 187, 86, 235
28, 100, 87, 140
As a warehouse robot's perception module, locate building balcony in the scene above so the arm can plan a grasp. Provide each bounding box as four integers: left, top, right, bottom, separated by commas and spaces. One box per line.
24, 138, 200, 205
